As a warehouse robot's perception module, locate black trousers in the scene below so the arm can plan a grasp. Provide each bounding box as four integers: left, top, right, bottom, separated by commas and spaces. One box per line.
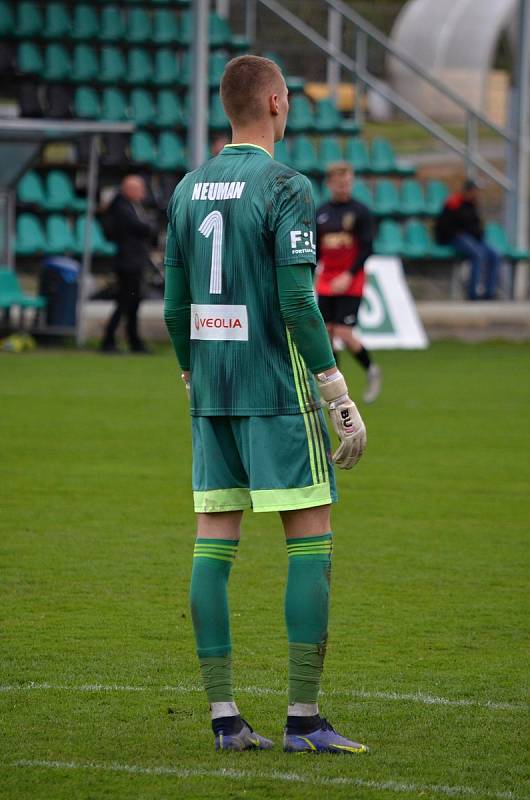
102, 271, 143, 350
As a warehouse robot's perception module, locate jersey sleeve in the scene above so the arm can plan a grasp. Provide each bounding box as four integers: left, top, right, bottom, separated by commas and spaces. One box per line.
271, 173, 317, 268
164, 196, 185, 269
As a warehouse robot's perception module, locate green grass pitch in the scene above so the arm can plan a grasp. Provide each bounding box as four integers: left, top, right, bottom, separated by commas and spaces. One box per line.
1, 341, 529, 800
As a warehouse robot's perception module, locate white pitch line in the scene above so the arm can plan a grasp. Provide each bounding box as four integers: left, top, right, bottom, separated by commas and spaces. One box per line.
0, 682, 526, 711
6, 759, 526, 800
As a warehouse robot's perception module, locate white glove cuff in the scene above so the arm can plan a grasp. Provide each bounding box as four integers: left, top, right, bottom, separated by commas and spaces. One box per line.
316, 370, 348, 404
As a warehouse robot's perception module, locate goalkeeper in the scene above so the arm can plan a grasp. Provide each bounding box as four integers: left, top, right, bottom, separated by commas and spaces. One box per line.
164, 55, 368, 754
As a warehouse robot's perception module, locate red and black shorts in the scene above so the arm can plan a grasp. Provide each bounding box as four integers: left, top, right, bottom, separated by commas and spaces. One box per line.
318, 295, 362, 327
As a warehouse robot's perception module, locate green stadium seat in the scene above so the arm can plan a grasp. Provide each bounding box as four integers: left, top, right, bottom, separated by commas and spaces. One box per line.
0, 268, 46, 310
156, 132, 186, 171
100, 87, 128, 121
71, 4, 99, 40
400, 178, 425, 216
43, 3, 71, 39
45, 214, 77, 254
402, 219, 430, 258
127, 7, 151, 43
291, 135, 318, 174
17, 171, 46, 207
345, 138, 369, 173
209, 13, 232, 47
44, 170, 87, 212
179, 10, 192, 45
373, 219, 403, 256
126, 48, 153, 85
17, 42, 43, 74
314, 98, 342, 134
99, 6, 125, 42
352, 178, 373, 210
74, 86, 100, 119
179, 51, 192, 86
319, 136, 343, 172
209, 51, 228, 88
230, 34, 251, 53
155, 90, 184, 128
152, 10, 180, 44
71, 45, 99, 83
424, 180, 448, 216
15, 213, 48, 255
153, 48, 179, 86
0, 2, 15, 36
209, 94, 229, 131
43, 43, 71, 82
274, 139, 290, 166
130, 131, 157, 164
74, 217, 116, 256
15, 2, 43, 38
374, 179, 399, 216
485, 222, 529, 260
100, 47, 127, 84
287, 94, 314, 133
371, 137, 415, 176
130, 89, 156, 126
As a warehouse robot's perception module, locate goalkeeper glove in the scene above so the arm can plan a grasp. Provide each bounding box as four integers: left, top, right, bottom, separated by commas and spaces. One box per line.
317, 369, 366, 469
181, 371, 190, 400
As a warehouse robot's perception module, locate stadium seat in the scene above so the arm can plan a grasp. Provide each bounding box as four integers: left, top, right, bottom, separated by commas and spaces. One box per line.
291, 135, 318, 174
17, 42, 43, 75
209, 94, 229, 131
43, 43, 71, 82
179, 10, 192, 45
152, 10, 180, 44
153, 49, 179, 86
345, 138, 370, 173
319, 136, 343, 172
179, 51, 192, 86
424, 180, 448, 216
0, 2, 15, 36
130, 131, 157, 164
99, 6, 125, 42
373, 179, 399, 216
402, 219, 430, 258
484, 222, 509, 257
71, 4, 99, 40
287, 95, 314, 133
371, 137, 415, 176
126, 7, 151, 43
209, 51, 228, 88
400, 178, 425, 216
126, 48, 153, 85
0, 268, 46, 311
156, 132, 187, 171
44, 170, 87, 212
352, 178, 373, 210
155, 90, 184, 128
17, 171, 46, 207
43, 3, 71, 39
314, 98, 342, 134
74, 216, 116, 256
100, 47, 127, 84
209, 13, 232, 47
74, 86, 100, 119
274, 139, 291, 166
15, 213, 48, 255
100, 87, 128, 121
71, 45, 99, 83
373, 219, 403, 256
45, 214, 77, 254
130, 89, 156, 126
15, 2, 43, 38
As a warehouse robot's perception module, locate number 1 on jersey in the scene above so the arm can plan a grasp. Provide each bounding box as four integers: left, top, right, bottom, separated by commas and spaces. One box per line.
199, 211, 223, 295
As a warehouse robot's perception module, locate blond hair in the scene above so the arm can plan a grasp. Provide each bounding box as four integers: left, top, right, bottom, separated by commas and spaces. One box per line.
220, 55, 284, 126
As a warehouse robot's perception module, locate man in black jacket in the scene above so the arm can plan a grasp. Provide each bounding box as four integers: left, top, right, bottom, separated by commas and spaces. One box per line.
436, 179, 499, 300
101, 175, 153, 353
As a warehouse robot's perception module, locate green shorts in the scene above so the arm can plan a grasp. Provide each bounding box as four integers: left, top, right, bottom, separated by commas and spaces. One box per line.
192, 410, 337, 513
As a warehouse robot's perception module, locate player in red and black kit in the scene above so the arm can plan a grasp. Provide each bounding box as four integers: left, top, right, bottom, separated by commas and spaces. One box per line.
316, 162, 382, 403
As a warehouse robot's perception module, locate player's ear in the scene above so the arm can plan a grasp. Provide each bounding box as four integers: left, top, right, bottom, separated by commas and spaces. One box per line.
269, 92, 279, 116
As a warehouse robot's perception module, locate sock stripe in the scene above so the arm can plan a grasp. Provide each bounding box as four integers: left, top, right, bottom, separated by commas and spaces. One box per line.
193, 540, 238, 563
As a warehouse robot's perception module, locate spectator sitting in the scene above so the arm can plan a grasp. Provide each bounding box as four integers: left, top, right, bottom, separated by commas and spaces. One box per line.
435, 179, 499, 300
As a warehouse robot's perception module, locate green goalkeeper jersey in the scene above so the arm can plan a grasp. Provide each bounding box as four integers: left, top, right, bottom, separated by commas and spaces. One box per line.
164, 143, 320, 417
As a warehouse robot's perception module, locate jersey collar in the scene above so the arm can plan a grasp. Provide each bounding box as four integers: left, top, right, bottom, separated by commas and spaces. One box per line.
222, 143, 272, 158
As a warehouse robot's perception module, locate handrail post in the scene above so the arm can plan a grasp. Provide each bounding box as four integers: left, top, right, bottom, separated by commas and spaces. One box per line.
245, 0, 257, 45
327, 7, 342, 101
354, 28, 367, 126
465, 111, 478, 180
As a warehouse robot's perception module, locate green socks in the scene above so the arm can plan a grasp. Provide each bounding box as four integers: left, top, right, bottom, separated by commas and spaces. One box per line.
285, 533, 333, 704
190, 538, 238, 703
